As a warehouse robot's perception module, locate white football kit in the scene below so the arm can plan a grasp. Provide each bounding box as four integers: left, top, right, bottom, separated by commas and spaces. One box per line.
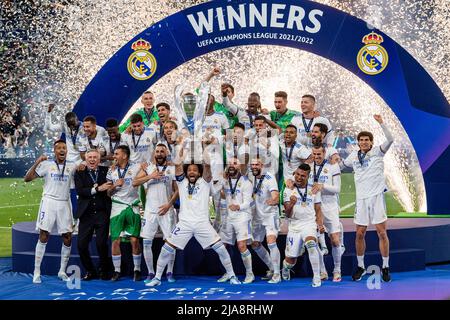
202, 112, 229, 181
123, 127, 157, 164
280, 140, 311, 182
140, 164, 176, 240
218, 175, 254, 245
309, 161, 341, 234
251, 173, 280, 242
107, 162, 141, 218
341, 124, 393, 226
168, 175, 221, 249
283, 186, 321, 257
35, 160, 77, 234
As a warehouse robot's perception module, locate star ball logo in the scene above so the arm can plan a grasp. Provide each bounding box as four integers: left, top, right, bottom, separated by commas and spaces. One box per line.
357, 32, 389, 75
127, 38, 157, 80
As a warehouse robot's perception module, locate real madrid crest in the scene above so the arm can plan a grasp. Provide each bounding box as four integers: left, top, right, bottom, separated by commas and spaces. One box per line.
127, 38, 157, 81
357, 32, 389, 75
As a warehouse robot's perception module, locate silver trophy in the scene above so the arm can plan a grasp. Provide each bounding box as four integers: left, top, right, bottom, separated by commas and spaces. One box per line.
173, 82, 210, 163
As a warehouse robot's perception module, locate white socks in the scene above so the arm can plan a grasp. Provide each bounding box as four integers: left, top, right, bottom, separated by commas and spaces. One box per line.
332, 246, 342, 273
60, 244, 71, 273
318, 233, 327, 251
133, 254, 141, 271
382, 256, 389, 268
317, 246, 326, 273
241, 249, 253, 274
253, 245, 273, 271
283, 259, 295, 270
268, 242, 280, 274
34, 241, 47, 274
112, 255, 121, 272
155, 243, 176, 280
212, 241, 235, 277
143, 239, 154, 274
306, 240, 320, 281
357, 255, 365, 269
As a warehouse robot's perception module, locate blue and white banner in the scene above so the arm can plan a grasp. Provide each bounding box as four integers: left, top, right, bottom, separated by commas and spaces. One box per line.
73, 0, 450, 213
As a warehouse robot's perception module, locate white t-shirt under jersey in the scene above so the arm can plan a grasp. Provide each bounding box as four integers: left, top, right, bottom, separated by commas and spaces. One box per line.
144, 164, 176, 214
343, 146, 387, 200
35, 160, 77, 201
284, 186, 321, 231
122, 127, 157, 164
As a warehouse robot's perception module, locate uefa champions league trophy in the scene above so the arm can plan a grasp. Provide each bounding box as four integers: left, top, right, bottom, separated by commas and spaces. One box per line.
173, 82, 210, 164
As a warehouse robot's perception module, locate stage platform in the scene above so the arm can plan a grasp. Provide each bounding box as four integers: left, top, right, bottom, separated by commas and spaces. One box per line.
11, 217, 450, 277
1, 258, 450, 300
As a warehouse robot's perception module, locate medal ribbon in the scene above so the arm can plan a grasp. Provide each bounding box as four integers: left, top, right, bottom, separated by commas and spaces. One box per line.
313, 159, 327, 183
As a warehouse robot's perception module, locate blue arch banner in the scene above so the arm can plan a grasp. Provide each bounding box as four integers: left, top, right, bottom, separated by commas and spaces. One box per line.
73, 0, 450, 213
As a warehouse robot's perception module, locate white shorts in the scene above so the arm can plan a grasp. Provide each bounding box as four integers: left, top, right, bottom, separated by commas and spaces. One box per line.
219, 219, 252, 245
354, 193, 388, 226
140, 210, 176, 240
322, 209, 341, 234
36, 197, 73, 234
167, 219, 221, 250
285, 223, 317, 258
252, 215, 280, 243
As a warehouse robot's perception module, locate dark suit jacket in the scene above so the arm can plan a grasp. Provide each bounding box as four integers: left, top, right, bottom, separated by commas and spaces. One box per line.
74, 166, 111, 219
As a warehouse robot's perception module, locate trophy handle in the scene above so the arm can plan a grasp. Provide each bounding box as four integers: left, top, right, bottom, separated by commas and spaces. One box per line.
174, 84, 188, 123
193, 81, 210, 138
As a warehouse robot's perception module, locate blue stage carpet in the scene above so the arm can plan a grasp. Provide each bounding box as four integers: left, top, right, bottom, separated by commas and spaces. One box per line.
1, 258, 449, 300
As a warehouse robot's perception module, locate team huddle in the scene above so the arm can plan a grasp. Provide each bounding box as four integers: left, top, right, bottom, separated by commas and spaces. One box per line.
25, 67, 393, 288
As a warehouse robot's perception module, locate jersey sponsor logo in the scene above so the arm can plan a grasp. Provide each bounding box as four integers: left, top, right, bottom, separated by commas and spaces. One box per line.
127, 38, 157, 81
357, 32, 389, 75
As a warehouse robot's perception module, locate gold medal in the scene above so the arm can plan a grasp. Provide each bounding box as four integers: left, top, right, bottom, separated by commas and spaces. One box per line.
93, 183, 98, 189
188, 194, 193, 200
301, 202, 307, 207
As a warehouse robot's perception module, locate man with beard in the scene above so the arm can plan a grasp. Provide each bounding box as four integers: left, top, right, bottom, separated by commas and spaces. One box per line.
310, 123, 340, 164
290, 94, 334, 147
106, 145, 142, 281
45, 104, 107, 164
222, 89, 279, 132
280, 124, 312, 183
133, 144, 179, 284
282, 163, 324, 287
79, 116, 107, 161
24, 140, 78, 283
119, 91, 159, 132
146, 151, 240, 286
310, 145, 344, 282
216, 157, 255, 284
149, 102, 185, 143
250, 157, 281, 284
122, 114, 157, 165
224, 123, 249, 175
247, 116, 280, 178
